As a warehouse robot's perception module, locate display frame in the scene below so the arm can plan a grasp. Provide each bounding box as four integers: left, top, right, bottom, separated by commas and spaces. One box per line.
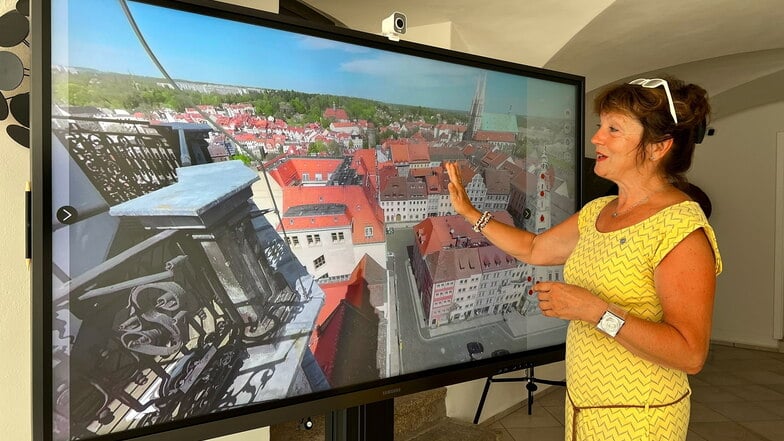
30, 1, 585, 440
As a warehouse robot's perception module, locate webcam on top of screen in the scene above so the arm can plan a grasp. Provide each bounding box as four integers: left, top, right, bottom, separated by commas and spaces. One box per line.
381, 11, 406, 41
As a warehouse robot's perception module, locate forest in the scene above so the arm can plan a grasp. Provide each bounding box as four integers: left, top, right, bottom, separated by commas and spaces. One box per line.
52, 69, 467, 129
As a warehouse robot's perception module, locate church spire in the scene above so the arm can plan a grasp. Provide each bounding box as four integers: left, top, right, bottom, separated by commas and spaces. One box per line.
465, 72, 486, 141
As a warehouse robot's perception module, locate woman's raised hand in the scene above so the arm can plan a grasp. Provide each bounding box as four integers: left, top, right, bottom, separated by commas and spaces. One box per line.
445, 162, 479, 219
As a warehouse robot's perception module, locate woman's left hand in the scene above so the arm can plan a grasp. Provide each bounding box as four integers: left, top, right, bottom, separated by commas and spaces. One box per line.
533, 281, 604, 322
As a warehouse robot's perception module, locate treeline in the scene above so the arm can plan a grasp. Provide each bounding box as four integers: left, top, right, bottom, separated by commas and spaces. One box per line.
52, 70, 466, 128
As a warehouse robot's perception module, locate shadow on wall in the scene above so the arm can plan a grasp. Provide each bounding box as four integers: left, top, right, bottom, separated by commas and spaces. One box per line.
1, 0, 30, 148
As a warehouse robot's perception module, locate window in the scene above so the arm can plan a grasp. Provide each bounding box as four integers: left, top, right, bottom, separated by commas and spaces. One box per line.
314, 255, 326, 269
307, 234, 314, 245
331, 232, 345, 242
302, 173, 310, 181
291, 236, 300, 247
364, 226, 373, 238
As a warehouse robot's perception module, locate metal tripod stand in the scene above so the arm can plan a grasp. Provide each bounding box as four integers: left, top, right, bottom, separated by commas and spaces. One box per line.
473, 364, 566, 424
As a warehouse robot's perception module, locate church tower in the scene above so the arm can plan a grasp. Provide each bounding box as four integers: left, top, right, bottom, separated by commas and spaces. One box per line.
523, 150, 552, 235
518, 150, 563, 318
465, 72, 486, 141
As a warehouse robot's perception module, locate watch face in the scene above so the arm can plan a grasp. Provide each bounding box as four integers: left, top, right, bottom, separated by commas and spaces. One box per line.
598, 311, 624, 337
603, 315, 621, 333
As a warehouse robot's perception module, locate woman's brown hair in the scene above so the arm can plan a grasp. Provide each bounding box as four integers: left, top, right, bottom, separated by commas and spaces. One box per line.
594, 76, 711, 189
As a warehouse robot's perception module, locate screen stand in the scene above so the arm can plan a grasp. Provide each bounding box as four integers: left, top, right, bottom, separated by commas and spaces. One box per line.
473, 364, 566, 424
325, 399, 394, 441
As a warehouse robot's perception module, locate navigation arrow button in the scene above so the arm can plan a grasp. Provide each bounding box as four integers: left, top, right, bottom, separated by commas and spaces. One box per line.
56, 206, 78, 224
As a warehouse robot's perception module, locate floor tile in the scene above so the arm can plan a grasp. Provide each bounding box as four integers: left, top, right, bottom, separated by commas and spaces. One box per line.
750, 400, 784, 417
688, 375, 710, 387
688, 421, 769, 440
485, 344, 784, 441
542, 405, 565, 426
691, 370, 752, 386
740, 420, 784, 441
708, 346, 773, 361
690, 384, 744, 403
736, 370, 784, 385
686, 430, 709, 441
727, 384, 784, 401
689, 401, 730, 423
488, 422, 514, 441
498, 404, 562, 429
535, 387, 565, 407
704, 401, 782, 422
719, 359, 784, 375
504, 426, 564, 441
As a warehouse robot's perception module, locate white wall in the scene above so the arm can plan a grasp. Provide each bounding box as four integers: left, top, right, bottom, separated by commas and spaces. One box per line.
0, 3, 34, 441
690, 101, 784, 348
0, 103, 33, 441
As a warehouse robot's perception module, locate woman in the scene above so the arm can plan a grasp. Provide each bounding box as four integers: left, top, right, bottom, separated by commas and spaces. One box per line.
446, 76, 721, 440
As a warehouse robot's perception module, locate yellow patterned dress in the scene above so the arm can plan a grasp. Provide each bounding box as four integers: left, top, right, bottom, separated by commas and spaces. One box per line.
562, 196, 722, 441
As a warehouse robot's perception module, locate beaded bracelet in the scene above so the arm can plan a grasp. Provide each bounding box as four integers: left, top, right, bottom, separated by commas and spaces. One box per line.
472, 211, 493, 232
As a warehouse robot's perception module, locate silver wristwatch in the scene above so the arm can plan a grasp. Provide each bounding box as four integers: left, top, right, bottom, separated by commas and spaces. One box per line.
596, 310, 625, 337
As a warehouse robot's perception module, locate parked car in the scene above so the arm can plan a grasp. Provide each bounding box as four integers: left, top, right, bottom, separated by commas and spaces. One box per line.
466, 341, 484, 360
491, 349, 510, 357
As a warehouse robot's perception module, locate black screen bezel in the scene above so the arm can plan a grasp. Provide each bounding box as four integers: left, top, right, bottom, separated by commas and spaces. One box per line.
30, 1, 585, 440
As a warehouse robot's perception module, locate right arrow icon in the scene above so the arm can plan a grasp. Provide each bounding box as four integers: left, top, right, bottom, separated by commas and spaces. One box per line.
56, 206, 77, 224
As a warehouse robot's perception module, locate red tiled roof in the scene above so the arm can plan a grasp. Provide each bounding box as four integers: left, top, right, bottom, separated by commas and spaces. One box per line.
323, 108, 349, 120
281, 186, 385, 245
279, 212, 351, 231
436, 123, 466, 132
462, 145, 477, 155
499, 161, 523, 177
484, 168, 511, 195
414, 211, 514, 257
267, 157, 344, 186
390, 144, 409, 164
414, 212, 517, 282
351, 149, 379, 192
474, 131, 517, 143
408, 143, 430, 163
482, 150, 510, 168
510, 171, 527, 192
378, 164, 398, 189
380, 176, 427, 200
310, 254, 383, 385
311, 299, 379, 386
459, 163, 478, 182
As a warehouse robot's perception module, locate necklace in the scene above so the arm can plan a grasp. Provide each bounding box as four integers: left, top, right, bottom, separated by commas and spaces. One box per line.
611, 195, 650, 218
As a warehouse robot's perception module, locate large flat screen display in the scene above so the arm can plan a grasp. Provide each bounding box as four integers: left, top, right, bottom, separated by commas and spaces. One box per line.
31, 1, 584, 440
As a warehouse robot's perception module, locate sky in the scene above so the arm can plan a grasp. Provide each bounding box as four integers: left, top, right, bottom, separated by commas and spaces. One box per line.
52, 0, 577, 117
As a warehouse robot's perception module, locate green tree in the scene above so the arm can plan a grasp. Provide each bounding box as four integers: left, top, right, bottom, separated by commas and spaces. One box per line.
231, 153, 253, 165
308, 140, 328, 154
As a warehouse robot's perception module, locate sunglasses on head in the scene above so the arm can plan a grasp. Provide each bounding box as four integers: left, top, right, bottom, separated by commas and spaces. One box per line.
629, 78, 678, 124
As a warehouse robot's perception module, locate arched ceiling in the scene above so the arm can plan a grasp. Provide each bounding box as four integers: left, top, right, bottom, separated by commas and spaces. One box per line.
294, 0, 784, 117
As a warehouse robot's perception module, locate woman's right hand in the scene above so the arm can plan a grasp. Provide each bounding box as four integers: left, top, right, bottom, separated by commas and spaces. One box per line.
445, 162, 480, 220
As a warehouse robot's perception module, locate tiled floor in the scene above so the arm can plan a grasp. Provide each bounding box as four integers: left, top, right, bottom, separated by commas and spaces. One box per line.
488, 344, 784, 441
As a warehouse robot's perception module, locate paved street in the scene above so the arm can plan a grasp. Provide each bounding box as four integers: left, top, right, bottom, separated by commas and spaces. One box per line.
384, 226, 567, 375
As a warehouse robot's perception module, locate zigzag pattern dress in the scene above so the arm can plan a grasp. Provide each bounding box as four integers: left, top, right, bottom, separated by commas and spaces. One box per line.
562, 196, 722, 441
